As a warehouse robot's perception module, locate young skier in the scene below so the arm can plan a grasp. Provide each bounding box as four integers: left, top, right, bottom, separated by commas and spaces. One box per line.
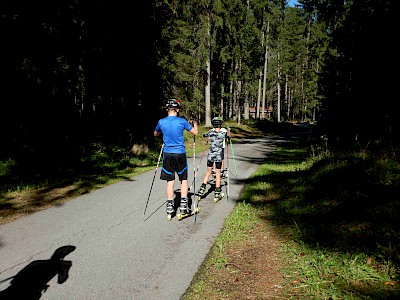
219, 126, 230, 179
197, 117, 230, 202
154, 99, 198, 218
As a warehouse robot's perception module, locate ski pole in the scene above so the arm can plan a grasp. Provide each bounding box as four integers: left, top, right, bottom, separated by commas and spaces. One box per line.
226, 136, 230, 199
143, 143, 164, 220
193, 134, 197, 223
229, 138, 238, 177
188, 140, 208, 193
226, 128, 230, 199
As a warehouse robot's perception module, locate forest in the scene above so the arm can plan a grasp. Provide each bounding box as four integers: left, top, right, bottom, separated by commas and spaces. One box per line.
0, 0, 397, 185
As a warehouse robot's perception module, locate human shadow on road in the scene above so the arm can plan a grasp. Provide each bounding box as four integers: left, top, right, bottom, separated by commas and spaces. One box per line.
0, 245, 76, 300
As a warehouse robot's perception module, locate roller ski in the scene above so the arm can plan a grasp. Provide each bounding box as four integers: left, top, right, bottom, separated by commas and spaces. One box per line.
177, 197, 200, 221
196, 183, 207, 202
177, 207, 200, 220
166, 200, 176, 221
213, 187, 225, 202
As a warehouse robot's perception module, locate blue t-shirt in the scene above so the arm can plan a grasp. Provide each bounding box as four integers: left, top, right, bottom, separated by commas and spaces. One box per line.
155, 116, 193, 153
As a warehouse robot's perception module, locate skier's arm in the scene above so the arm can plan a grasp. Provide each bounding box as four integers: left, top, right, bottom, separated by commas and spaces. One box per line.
154, 122, 162, 137
189, 121, 198, 135
203, 129, 213, 138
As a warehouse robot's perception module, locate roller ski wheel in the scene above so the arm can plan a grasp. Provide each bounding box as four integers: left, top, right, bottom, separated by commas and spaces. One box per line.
197, 192, 205, 203
166, 200, 175, 221
177, 207, 200, 221
213, 192, 225, 203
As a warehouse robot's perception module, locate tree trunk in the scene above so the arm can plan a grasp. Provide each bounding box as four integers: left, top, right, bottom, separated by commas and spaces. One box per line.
261, 21, 269, 120
228, 81, 233, 119
205, 16, 212, 127
220, 83, 224, 119
257, 71, 262, 119
277, 51, 281, 122
285, 74, 290, 120
244, 93, 249, 120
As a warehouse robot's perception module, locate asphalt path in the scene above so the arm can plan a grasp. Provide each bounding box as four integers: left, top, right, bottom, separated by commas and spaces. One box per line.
0, 134, 290, 299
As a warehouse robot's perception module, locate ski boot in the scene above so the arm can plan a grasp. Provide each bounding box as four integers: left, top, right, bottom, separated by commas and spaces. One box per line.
211, 169, 216, 180
213, 187, 225, 202
166, 200, 175, 221
179, 197, 190, 213
196, 183, 207, 201
177, 197, 200, 221
221, 169, 228, 179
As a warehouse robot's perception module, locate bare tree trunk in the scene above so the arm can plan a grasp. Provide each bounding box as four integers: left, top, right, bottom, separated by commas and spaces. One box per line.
261, 21, 269, 120
256, 29, 265, 120
236, 79, 242, 125
244, 92, 249, 120
301, 17, 311, 121
220, 84, 224, 119
257, 71, 262, 119
205, 16, 211, 127
285, 74, 290, 120
277, 51, 281, 122
235, 59, 242, 124
229, 78, 233, 119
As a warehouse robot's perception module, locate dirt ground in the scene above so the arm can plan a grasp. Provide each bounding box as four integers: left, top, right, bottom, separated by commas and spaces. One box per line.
186, 219, 291, 300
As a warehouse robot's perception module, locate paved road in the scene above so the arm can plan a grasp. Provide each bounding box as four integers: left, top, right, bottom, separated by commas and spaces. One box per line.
0, 135, 289, 299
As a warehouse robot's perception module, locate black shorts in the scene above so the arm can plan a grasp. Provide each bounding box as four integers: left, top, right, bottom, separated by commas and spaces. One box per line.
160, 152, 188, 181
207, 160, 222, 169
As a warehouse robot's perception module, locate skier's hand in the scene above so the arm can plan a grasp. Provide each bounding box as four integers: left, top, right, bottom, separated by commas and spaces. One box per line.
203, 129, 211, 138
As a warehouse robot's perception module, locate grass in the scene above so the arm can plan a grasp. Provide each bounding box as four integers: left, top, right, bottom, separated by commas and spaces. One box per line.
3, 119, 398, 298
183, 131, 400, 299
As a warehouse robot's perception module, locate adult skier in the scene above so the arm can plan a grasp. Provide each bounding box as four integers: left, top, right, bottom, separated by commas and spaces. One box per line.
154, 99, 198, 219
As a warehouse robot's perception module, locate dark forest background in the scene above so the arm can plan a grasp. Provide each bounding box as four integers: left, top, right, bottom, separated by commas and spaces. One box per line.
0, 0, 398, 187
1, 1, 162, 181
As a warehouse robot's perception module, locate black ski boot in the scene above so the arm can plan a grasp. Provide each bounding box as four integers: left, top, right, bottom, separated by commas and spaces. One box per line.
213, 187, 224, 202
221, 169, 228, 179
177, 197, 200, 220
179, 197, 190, 214
166, 200, 175, 220
197, 183, 207, 197
211, 169, 216, 180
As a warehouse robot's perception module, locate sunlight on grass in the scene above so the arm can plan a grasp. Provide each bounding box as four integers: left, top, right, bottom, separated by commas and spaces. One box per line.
281, 243, 398, 299
3, 121, 400, 298
184, 201, 261, 299
186, 133, 400, 299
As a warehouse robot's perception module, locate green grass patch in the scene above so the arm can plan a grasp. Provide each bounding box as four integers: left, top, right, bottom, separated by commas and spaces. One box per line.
184, 201, 260, 299
248, 143, 400, 298
185, 132, 400, 299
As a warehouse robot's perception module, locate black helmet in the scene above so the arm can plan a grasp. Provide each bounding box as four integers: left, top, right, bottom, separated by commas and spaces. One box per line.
165, 98, 181, 109
211, 117, 223, 127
